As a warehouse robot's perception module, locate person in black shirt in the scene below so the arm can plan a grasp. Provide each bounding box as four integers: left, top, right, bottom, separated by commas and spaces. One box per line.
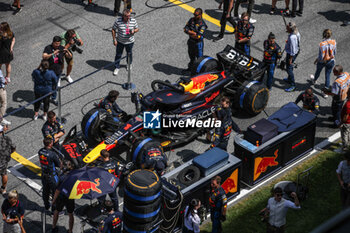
184, 8, 208, 72
41, 111, 65, 149
98, 90, 127, 123
99, 200, 123, 233
42, 36, 72, 104
1, 190, 25, 233
52, 161, 75, 233
235, 12, 255, 56
263, 32, 282, 90
38, 137, 62, 211
213, 0, 235, 42
210, 97, 241, 151
295, 88, 320, 114
97, 150, 120, 211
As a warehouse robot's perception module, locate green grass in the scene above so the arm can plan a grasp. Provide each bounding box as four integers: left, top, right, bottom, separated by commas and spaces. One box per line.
201, 147, 344, 233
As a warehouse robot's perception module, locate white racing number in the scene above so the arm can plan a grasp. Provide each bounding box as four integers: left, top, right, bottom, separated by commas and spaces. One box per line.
226, 49, 259, 69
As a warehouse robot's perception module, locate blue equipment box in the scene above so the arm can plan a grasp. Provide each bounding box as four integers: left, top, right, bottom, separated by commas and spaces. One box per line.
193, 147, 229, 177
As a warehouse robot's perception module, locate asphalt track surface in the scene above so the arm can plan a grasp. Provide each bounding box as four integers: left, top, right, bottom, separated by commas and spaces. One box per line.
1, 0, 350, 232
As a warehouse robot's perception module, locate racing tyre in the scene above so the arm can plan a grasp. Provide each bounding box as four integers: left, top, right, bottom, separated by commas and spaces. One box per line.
178, 165, 201, 186
81, 108, 106, 144
124, 169, 162, 204
191, 56, 220, 76
123, 215, 160, 233
123, 197, 161, 223
235, 81, 269, 116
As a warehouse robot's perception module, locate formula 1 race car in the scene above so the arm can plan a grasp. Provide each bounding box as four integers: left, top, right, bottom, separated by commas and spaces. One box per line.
79, 45, 269, 164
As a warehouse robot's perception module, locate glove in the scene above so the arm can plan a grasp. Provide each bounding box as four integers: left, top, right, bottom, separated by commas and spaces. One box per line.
220, 215, 226, 222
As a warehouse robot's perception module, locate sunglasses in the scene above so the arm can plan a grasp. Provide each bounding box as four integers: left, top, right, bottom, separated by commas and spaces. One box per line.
194, 13, 200, 16
275, 193, 283, 197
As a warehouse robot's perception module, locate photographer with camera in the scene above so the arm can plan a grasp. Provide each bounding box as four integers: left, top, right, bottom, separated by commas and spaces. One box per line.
42, 36, 72, 105
183, 199, 201, 233
336, 151, 350, 209
60, 29, 83, 83
1, 190, 26, 233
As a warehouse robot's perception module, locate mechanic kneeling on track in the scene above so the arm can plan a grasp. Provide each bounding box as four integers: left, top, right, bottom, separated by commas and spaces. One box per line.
42, 111, 65, 150
98, 90, 128, 123
209, 97, 241, 151
96, 149, 120, 211
99, 200, 123, 233
38, 137, 62, 212
209, 176, 227, 233
136, 140, 168, 176
295, 88, 320, 114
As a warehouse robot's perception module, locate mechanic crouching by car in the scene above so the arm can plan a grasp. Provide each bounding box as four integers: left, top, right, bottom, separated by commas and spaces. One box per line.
98, 90, 128, 123
295, 88, 320, 114
99, 200, 123, 233
183, 8, 207, 73
60, 29, 84, 83
263, 32, 282, 90
209, 97, 241, 151
209, 176, 227, 233
97, 150, 120, 211
141, 142, 168, 176
42, 111, 65, 150
38, 137, 62, 212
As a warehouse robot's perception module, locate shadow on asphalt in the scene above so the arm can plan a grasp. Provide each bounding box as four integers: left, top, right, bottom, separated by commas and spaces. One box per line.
59, 0, 114, 16
153, 63, 184, 76
86, 59, 116, 71
318, 10, 350, 23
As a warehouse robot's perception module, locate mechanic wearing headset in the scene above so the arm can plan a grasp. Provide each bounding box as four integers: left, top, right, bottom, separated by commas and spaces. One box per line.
295, 88, 320, 114
183, 8, 208, 73
235, 12, 255, 56
98, 90, 127, 123
140, 142, 168, 176
210, 97, 241, 151
38, 137, 62, 211
42, 111, 65, 149
263, 32, 282, 90
97, 150, 120, 211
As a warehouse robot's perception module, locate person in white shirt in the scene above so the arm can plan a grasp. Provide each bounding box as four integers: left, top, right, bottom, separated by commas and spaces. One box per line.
260, 187, 300, 233
183, 199, 201, 233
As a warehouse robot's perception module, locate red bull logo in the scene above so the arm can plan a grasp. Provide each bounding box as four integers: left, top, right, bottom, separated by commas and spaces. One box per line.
292, 137, 306, 150
69, 178, 102, 199
221, 169, 238, 194
254, 149, 279, 181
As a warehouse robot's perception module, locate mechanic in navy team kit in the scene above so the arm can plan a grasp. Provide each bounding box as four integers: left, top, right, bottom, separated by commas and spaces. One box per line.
97, 150, 120, 211
99, 200, 123, 233
52, 161, 75, 233
184, 8, 208, 72
209, 176, 227, 233
235, 12, 255, 56
295, 88, 320, 114
263, 32, 282, 90
98, 90, 127, 123
140, 141, 168, 176
210, 97, 241, 151
38, 137, 62, 211
42, 111, 65, 149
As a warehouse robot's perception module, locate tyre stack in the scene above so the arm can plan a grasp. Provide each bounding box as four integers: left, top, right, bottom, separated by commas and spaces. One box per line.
123, 169, 162, 233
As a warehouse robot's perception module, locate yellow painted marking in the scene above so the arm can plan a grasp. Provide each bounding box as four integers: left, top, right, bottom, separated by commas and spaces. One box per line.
11, 152, 41, 176
168, 0, 234, 33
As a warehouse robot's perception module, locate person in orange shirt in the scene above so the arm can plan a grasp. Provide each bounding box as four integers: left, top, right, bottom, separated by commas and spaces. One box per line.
310, 29, 336, 98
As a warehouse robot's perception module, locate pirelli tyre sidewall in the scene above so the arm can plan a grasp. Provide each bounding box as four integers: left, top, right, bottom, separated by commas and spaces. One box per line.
123, 215, 160, 233
191, 56, 220, 76
125, 169, 162, 202
178, 165, 201, 186
123, 197, 161, 223
81, 108, 106, 143
235, 81, 269, 115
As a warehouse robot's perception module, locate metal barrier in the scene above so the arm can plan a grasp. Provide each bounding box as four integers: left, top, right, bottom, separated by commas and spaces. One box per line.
3, 55, 130, 124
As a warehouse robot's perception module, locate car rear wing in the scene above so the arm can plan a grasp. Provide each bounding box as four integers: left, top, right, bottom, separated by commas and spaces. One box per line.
217, 45, 265, 80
